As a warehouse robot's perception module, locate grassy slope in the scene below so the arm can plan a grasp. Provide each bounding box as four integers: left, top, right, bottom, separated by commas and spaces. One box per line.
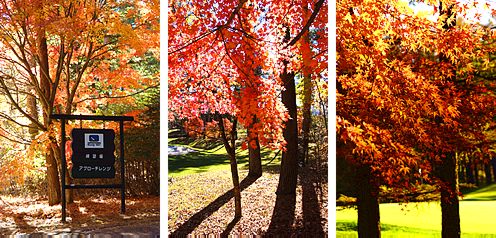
168, 137, 280, 177
337, 184, 496, 237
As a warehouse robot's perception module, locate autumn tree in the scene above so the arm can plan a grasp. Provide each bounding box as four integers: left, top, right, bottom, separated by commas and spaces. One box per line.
169, 0, 287, 217
0, 0, 159, 205
337, 0, 496, 237
169, 0, 327, 219
272, 0, 327, 196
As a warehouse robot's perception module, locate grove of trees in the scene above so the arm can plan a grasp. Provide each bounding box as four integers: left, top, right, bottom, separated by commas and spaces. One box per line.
0, 0, 159, 204
169, 0, 327, 225
337, 0, 496, 237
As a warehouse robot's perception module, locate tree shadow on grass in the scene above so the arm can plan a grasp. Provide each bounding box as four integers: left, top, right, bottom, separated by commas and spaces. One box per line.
170, 176, 258, 237
168, 152, 230, 174
169, 137, 224, 151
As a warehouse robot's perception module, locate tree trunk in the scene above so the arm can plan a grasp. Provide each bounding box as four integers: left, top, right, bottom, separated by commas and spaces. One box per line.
38, 27, 62, 205
228, 149, 242, 218
27, 94, 39, 140
46, 147, 61, 205
277, 67, 298, 195
458, 159, 465, 184
484, 162, 492, 185
356, 165, 380, 238
437, 5, 460, 237
439, 153, 460, 238
466, 158, 475, 184
301, 31, 313, 167
50, 141, 73, 203
218, 116, 242, 217
492, 157, 496, 183
474, 162, 480, 186
247, 127, 262, 178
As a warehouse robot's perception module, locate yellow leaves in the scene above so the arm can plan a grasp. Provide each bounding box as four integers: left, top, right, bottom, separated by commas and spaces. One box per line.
372, 29, 382, 37
344, 12, 353, 24
360, 12, 372, 23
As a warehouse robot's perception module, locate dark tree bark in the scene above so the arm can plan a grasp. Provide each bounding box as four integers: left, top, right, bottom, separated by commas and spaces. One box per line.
466, 159, 475, 184
439, 153, 460, 238
484, 162, 492, 185
438, 3, 460, 237
276, 66, 298, 195
458, 160, 465, 183
218, 115, 242, 218
356, 165, 380, 238
474, 162, 480, 186
247, 127, 262, 178
492, 157, 496, 183
38, 29, 62, 206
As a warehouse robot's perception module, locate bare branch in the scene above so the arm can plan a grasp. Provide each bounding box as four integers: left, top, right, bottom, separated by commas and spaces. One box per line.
286, 0, 325, 47
169, 0, 248, 55
0, 76, 46, 131
74, 84, 160, 104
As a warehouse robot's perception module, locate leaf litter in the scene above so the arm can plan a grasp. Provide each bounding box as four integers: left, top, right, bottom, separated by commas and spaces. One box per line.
168, 162, 328, 236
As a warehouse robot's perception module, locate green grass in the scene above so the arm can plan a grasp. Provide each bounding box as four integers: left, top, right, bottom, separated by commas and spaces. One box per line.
462, 184, 496, 201
337, 185, 496, 237
168, 137, 280, 177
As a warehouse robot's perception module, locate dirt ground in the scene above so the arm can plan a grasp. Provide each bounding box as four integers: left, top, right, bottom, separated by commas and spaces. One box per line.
0, 195, 160, 236
168, 161, 328, 236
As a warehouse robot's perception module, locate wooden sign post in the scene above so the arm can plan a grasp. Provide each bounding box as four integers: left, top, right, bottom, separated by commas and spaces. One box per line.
51, 114, 134, 222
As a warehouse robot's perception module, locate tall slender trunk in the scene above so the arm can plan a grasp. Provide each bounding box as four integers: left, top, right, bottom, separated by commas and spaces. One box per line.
474, 162, 480, 186
38, 29, 62, 205
458, 158, 465, 183
466, 157, 475, 184
228, 148, 241, 218
484, 162, 492, 185
218, 116, 241, 217
438, 3, 460, 237
439, 153, 460, 238
301, 32, 313, 167
492, 157, 496, 183
277, 66, 298, 195
356, 165, 380, 238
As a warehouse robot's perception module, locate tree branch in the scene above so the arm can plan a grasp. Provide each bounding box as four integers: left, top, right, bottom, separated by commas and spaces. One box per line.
286, 0, 325, 47
169, 0, 248, 55
0, 76, 46, 131
74, 84, 160, 104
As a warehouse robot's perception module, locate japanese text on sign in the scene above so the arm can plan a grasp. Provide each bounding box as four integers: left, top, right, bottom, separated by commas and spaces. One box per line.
78, 166, 113, 172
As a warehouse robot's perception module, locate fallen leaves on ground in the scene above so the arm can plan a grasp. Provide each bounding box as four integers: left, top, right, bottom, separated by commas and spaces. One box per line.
168, 162, 328, 236
0, 195, 159, 235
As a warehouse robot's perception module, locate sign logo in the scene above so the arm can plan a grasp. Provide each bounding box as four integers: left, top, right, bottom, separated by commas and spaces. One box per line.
84, 133, 104, 148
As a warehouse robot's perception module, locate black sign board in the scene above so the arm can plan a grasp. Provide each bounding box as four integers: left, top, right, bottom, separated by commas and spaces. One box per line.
51, 114, 134, 223
71, 129, 116, 178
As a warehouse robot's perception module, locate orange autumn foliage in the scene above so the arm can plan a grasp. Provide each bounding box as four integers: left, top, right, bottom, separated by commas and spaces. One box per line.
168, 0, 327, 150
337, 0, 496, 187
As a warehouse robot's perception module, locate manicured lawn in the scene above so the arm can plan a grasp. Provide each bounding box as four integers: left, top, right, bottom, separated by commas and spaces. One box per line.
168, 137, 280, 177
337, 185, 496, 237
